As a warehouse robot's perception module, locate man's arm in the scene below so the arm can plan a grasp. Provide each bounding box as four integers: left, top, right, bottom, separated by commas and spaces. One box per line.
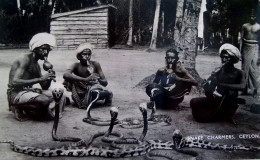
174, 63, 198, 86
240, 24, 245, 51
63, 63, 95, 83
11, 58, 54, 87
218, 71, 246, 91
94, 61, 108, 87
153, 68, 164, 84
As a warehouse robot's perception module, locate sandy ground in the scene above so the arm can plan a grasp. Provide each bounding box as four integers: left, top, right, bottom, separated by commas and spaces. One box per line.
0, 48, 259, 160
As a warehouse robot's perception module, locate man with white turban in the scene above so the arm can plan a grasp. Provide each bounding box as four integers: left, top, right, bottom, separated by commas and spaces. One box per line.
63, 43, 113, 109
190, 43, 246, 124
7, 33, 65, 121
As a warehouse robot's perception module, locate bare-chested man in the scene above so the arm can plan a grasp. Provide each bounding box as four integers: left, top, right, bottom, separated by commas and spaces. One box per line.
191, 44, 246, 124
146, 48, 197, 110
63, 43, 113, 109
7, 33, 65, 121
240, 9, 260, 96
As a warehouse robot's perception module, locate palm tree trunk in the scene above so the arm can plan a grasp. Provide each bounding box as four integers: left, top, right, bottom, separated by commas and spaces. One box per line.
149, 0, 161, 50
127, 0, 133, 46
174, 0, 204, 94
17, 0, 22, 16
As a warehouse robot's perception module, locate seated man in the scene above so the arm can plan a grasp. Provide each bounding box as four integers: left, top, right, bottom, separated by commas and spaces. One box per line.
146, 48, 197, 109
190, 43, 246, 124
63, 43, 113, 109
7, 33, 66, 121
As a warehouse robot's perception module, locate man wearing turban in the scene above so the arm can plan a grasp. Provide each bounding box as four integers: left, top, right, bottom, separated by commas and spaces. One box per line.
7, 33, 65, 121
63, 43, 113, 109
190, 43, 246, 124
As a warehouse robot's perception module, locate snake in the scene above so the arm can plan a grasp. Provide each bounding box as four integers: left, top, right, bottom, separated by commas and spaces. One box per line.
1, 128, 259, 158
51, 88, 82, 142
172, 129, 260, 152
82, 90, 119, 126
147, 102, 172, 125
110, 103, 148, 149
71, 106, 124, 147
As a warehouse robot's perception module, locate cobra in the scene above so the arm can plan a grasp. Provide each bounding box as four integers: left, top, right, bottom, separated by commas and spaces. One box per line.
109, 103, 148, 148
51, 88, 82, 142
83, 90, 117, 126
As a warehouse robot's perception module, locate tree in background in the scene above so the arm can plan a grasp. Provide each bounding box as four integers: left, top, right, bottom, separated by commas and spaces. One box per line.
149, 0, 161, 50
204, 0, 258, 48
126, 0, 133, 46
174, 0, 204, 93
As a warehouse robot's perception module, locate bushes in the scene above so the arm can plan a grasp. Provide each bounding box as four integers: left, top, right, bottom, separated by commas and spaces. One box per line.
0, 8, 50, 44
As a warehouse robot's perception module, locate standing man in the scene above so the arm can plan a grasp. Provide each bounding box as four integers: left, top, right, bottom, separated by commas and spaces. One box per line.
191, 44, 246, 124
240, 9, 260, 96
7, 33, 65, 121
63, 43, 113, 109
146, 48, 197, 110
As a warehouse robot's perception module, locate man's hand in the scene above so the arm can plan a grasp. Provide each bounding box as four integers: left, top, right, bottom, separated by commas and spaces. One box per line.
87, 73, 100, 84
41, 72, 56, 82
169, 73, 177, 79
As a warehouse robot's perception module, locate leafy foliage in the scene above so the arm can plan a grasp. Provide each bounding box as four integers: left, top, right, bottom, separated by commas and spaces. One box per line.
205, 0, 258, 47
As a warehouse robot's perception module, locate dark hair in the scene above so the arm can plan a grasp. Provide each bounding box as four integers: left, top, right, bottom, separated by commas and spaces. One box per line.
166, 48, 179, 61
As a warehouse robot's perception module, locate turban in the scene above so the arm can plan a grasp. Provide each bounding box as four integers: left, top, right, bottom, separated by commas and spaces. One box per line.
219, 43, 240, 63
29, 33, 56, 51
76, 43, 94, 59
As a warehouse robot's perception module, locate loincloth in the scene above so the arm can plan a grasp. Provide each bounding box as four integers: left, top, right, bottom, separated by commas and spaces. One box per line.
7, 88, 43, 106
241, 39, 259, 90
69, 81, 105, 108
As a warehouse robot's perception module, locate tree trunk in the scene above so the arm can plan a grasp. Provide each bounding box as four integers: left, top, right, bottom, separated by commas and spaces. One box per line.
17, 0, 22, 16
174, 0, 204, 94
127, 0, 133, 46
149, 0, 161, 50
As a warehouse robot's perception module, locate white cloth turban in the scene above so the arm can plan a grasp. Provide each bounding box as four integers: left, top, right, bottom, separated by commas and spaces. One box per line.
219, 43, 240, 63
29, 33, 56, 51
76, 43, 94, 59
76, 43, 93, 54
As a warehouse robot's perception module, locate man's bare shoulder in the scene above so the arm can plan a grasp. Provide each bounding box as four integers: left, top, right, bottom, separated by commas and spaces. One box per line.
176, 62, 187, 72
234, 67, 244, 75
68, 62, 80, 69
12, 54, 31, 67
242, 23, 250, 27
243, 22, 260, 29
90, 60, 101, 66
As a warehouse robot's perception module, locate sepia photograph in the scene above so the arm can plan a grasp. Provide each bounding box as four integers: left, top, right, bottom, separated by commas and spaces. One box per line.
0, 0, 260, 159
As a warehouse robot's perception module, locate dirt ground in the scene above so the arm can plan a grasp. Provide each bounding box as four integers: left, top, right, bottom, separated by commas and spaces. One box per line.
0, 48, 259, 160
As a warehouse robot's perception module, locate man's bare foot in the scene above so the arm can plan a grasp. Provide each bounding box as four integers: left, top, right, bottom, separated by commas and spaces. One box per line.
14, 109, 29, 122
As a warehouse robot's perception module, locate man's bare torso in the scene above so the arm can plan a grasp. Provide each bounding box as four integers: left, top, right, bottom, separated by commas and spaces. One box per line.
73, 61, 97, 78
9, 54, 41, 86
242, 23, 260, 41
